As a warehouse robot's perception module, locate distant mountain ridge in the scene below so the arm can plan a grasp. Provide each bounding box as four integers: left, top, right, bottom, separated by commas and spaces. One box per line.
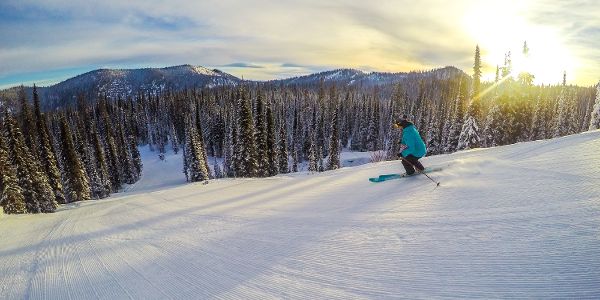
0, 64, 465, 109
271, 66, 464, 87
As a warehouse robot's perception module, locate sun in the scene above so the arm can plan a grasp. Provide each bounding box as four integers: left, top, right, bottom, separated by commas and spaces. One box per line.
462, 0, 578, 85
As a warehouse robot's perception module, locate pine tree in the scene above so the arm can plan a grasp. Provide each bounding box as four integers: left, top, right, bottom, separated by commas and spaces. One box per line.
317, 146, 324, 172
170, 122, 179, 154
327, 107, 341, 170
495, 65, 500, 83
224, 110, 236, 177
482, 103, 503, 147
184, 122, 210, 182
213, 158, 223, 179
77, 123, 105, 200
91, 127, 111, 199
425, 109, 441, 155
182, 145, 189, 181
129, 135, 142, 180
254, 93, 269, 177
237, 88, 258, 177
278, 120, 289, 174
473, 45, 482, 99
317, 108, 326, 157
5, 114, 57, 212
59, 117, 91, 203
232, 117, 243, 176
0, 128, 27, 214
266, 104, 278, 176
18, 85, 39, 158
588, 83, 600, 130
553, 89, 570, 137
195, 105, 211, 178
530, 96, 545, 140
386, 122, 402, 160
292, 150, 299, 173
307, 136, 318, 172
115, 123, 136, 184
444, 80, 467, 153
34, 94, 65, 204
457, 101, 482, 150
366, 100, 380, 151
102, 110, 122, 192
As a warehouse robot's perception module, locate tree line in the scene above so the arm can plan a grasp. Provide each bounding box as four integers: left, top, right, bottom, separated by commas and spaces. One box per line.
1, 87, 142, 214
1, 45, 599, 214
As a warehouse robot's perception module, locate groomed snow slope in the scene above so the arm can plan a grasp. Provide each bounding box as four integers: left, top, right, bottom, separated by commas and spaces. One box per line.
1, 131, 600, 299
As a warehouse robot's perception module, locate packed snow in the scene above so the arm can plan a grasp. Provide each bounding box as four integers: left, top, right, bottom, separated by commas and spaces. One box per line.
1, 131, 600, 299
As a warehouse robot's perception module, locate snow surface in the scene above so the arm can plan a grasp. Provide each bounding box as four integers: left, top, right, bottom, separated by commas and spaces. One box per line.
1, 131, 600, 299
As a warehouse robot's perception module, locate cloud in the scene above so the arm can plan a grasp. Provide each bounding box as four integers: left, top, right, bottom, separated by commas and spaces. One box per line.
222, 62, 265, 68
281, 63, 305, 68
0, 0, 597, 86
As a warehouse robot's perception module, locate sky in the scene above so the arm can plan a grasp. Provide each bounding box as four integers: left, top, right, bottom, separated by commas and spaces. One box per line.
0, 0, 598, 89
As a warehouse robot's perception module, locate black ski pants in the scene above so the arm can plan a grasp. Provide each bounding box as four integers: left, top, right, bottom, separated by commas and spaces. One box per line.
400, 154, 424, 175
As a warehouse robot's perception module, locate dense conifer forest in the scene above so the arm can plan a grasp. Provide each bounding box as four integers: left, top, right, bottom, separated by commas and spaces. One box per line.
1, 46, 598, 215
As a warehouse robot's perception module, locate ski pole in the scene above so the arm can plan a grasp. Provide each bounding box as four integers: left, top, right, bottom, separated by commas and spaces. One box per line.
400, 157, 441, 187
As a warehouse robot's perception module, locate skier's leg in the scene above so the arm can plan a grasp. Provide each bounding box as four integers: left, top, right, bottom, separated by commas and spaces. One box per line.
401, 158, 415, 175
413, 157, 425, 171
406, 155, 425, 172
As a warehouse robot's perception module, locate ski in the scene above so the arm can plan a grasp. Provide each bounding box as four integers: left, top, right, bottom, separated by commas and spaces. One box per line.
369, 166, 443, 183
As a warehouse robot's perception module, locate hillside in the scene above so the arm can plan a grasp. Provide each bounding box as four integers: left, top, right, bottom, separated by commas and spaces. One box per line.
0, 65, 466, 109
1, 131, 599, 298
271, 66, 464, 87
0, 65, 241, 109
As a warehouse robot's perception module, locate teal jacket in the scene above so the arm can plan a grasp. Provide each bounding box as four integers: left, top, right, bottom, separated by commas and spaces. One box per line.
400, 122, 427, 158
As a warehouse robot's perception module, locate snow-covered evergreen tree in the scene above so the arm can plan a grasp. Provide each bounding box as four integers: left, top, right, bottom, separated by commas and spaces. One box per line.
59, 117, 91, 203
170, 123, 179, 154
129, 135, 142, 180
307, 135, 318, 172
91, 127, 111, 199
366, 101, 380, 151
385, 123, 402, 160
116, 123, 137, 184
530, 96, 545, 140
77, 123, 105, 200
183, 122, 210, 182
473, 45, 482, 99
444, 80, 467, 153
278, 120, 289, 174
195, 105, 212, 179
553, 89, 570, 137
292, 150, 298, 173
18, 86, 39, 158
236, 89, 258, 177
266, 104, 278, 176
457, 101, 481, 150
213, 158, 223, 179
0, 129, 27, 214
482, 103, 503, 147
327, 107, 341, 170
4, 114, 57, 213
254, 93, 269, 177
318, 146, 324, 172
425, 109, 441, 155
101, 107, 122, 192
34, 94, 65, 204
588, 83, 600, 130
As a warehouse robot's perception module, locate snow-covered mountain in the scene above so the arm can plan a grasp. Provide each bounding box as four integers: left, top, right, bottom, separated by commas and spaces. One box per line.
1, 130, 599, 298
31, 65, 240, 108
0, 65, 466, 109
271, 66, 464, 87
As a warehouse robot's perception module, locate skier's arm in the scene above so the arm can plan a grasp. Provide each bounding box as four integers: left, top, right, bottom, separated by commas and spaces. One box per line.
403, 132, 416, 154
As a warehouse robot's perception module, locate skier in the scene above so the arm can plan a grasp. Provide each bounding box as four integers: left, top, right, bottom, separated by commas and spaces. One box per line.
394, 116, 427, 175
